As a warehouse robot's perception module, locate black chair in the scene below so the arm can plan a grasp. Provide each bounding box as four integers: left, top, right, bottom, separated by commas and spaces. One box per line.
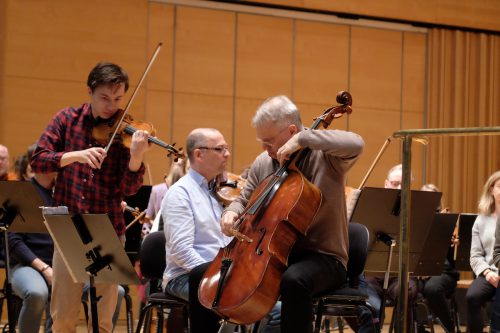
135, 231, 188, 333
313, 222, 379, 333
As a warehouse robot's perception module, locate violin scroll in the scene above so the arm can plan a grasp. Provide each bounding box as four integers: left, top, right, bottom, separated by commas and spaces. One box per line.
315, 90, 353, 129
336, 90, 352, 108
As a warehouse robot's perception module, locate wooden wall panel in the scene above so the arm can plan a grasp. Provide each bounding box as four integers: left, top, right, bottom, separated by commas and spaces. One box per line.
1, 0, 431, 193
293, 21, 350, 105
144, 90, 173, 184
146, 3, 175, 93
402, 32, 427, 114
401, 32, 427, 187
350, 27, 402, 111
2, 0, 149, 161
145, 3, 175, 184
4, 0, 148, 83
235, 14, 293, 99
349, 27, 407, 188
233, 98, 263, 173
172, 93, 234, 170
174, 7, 235, 96
243, 0, 500, 32
348, 108, 402, 188
2, 78, 87, 153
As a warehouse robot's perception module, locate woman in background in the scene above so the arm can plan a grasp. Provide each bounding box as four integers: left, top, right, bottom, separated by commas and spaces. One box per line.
466, 171, 500, 333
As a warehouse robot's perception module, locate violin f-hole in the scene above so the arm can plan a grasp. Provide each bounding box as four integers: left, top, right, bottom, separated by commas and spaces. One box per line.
255, 228, 266, 255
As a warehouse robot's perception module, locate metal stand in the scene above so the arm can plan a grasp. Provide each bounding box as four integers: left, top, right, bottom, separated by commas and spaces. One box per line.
43, 211, 139, 333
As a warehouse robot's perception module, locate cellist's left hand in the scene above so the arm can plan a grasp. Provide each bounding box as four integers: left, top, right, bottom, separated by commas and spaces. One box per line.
276, 133, 301, 165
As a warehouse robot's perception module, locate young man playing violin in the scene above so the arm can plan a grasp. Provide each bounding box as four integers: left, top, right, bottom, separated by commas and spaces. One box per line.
31, 62, 150, 333
221, 95, 365, 333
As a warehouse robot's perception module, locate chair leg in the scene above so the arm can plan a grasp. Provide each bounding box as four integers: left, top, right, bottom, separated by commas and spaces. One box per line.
338, 317, 345, 333
155, 305, 164, 333
124, 290, 134, 333
389, 306, 396, 333
135, 303, 156, 333
450, 295, 461, 333
313, 300, 324, 333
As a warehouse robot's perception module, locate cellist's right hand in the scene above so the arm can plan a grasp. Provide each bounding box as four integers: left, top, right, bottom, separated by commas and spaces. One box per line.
221, 211, 238, 236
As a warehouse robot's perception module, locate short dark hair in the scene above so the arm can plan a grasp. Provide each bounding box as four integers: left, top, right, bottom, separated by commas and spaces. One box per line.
87, 62, 129, 92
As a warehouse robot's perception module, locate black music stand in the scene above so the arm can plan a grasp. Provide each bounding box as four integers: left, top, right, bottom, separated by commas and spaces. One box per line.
413, 213, 459, 276
350, 187, 442, 323
0, 180, 47, 332
43, 211, 140, 333
351, 187, 442, 274
454, 213, 478, 271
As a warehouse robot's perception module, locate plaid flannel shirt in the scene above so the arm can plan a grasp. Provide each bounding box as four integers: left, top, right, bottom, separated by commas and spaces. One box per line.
31, 103, 145, 235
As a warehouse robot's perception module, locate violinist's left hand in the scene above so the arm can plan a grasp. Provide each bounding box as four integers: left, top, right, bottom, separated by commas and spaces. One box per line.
277, 133, 301, 165
129, 130, 151, 171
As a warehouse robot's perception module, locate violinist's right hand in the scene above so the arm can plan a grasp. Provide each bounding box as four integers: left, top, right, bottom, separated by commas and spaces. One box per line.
61, 147, 107, 169
221, 211, 238, 236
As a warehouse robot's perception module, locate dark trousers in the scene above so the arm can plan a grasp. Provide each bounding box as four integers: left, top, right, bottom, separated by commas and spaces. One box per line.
364, 276, 418, 332
465, 276, 496, 333
490, 285, 500, 333
280, 250, 347, 333
422, 273, 457, 332
189, 262, 221, 333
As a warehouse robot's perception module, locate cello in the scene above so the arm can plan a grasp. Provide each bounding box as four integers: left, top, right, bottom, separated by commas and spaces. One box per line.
198, 91, 353, 324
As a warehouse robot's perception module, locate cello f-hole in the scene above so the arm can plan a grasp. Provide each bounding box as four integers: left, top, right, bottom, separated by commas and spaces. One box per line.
255, 228, 266, 255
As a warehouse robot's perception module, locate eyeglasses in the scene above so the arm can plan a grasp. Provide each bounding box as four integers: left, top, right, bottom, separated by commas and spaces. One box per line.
257, 126, 290, 148
197, 146, 230, 154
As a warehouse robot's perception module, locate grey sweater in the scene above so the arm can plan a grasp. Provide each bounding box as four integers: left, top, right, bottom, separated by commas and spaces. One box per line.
225, 129, 364, 268
470, 214, 498, 276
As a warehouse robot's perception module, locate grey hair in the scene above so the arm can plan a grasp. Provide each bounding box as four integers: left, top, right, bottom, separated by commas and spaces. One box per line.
478, 170, 500, 215
251, 95, 303, 129
386, 164, 415, 182
421, 183, 440, 192
186, 128, 220, 162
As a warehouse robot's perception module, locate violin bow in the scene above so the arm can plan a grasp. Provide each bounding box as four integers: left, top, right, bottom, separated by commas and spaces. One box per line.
104, 42, 163, 153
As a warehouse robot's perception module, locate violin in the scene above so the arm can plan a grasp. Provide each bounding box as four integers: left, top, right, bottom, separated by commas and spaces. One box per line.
123, 204, 147, 231
94, 42, 184, 161
92, 109, 184, 160
214, 172, 247, 206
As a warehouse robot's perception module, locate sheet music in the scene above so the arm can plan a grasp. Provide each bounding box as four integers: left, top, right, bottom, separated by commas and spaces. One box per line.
42, 206, 69, 215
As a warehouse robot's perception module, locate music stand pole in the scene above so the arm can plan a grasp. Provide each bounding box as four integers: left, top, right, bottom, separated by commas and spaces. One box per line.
1, 232, 16, 332
0, 205, 20, 332
377, 232, 396, 326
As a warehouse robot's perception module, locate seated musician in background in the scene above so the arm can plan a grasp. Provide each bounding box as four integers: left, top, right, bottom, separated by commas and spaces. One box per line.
165, 157, 189, 187
161, 128, 279, 333
30, 62, 149, 333
10, 145, 125, 333
466, 171, 500, 333
419, 183, 459, 333
9, 145, 55, 333
161, 128, 235, 333
221, 95, 365, 333
363, 164, 419, 332
490, 211, 500, 333
0, 144, 17, 180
